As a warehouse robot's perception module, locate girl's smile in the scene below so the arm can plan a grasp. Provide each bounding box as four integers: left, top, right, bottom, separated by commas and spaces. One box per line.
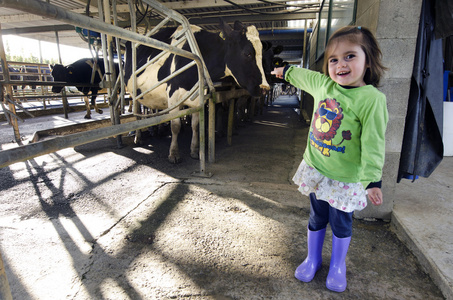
327, 40, 368, 87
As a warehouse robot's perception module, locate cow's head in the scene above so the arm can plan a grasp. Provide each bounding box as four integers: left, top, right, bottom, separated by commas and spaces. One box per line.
221, 20, 270, 97
50, 64, 73, 93
262, 42, 283, 82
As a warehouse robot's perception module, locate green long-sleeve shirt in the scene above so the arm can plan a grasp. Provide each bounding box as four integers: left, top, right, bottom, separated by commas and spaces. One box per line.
285, 66, 388, 188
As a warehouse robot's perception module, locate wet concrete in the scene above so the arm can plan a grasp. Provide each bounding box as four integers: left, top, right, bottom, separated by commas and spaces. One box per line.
0, 95, 447, 299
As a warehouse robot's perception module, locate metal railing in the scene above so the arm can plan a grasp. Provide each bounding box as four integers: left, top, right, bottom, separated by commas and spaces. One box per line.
0, 0, 213, 176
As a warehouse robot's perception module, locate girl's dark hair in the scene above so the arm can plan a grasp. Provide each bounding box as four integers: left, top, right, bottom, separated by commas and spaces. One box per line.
322, 26, 387, 87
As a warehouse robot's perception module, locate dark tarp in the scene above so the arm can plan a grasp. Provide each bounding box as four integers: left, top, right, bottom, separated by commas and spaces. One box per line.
434, 0, 453, 39
397, 0, 445, 182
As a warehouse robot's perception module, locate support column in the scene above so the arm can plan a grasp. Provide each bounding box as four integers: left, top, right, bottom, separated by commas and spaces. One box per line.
55, 31, 69, 119
354, 0, 423, 220
0, 23, 20, 142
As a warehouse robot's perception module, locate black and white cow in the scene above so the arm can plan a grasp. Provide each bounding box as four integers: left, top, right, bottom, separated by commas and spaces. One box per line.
125, 20, 270, 163
214, 41, 283, 134
257, 41, 284, 110
51, 58, 119, 119
0, 65, 20, 91
262, 42, 284, 80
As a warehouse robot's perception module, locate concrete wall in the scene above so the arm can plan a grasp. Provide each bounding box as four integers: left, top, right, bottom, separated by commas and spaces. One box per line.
305, 0, 423, 220
354, 0, 423, 220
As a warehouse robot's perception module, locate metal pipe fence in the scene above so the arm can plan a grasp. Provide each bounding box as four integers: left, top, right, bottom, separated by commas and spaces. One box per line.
0, 0, 213, 176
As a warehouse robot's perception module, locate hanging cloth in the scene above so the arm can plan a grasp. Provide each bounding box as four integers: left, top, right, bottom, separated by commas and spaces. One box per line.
434, 0, 453, 39
397, 0, 444, 182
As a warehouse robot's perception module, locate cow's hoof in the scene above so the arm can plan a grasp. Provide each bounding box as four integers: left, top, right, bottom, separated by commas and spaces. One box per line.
98, 109, 103, 114
190, 152, 199, 160
84, 115, 91, 119
168, 155, 181, 164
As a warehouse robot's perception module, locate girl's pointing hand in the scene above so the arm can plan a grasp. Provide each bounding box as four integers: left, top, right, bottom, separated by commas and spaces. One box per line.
271, 67, 285, 79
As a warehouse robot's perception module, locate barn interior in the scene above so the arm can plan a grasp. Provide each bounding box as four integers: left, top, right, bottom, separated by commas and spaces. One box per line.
0, 0, 452, 299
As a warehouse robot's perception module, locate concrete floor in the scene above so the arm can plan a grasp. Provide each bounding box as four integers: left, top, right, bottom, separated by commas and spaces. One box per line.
0, 95, 451, 299
392, 157, 453, 300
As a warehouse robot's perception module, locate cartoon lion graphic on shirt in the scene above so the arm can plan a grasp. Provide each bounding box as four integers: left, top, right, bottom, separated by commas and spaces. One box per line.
310, 98, 351, 156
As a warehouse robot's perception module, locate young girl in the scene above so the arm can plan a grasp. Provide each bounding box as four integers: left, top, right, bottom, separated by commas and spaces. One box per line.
272, 26, 388, 292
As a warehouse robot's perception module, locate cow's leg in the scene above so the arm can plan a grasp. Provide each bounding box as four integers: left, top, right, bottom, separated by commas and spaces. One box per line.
128, 98, 133, 113
91, 94, 103, 115
169, 117, 182, 163
84, 96, 91, 119
190, 112, 200, 160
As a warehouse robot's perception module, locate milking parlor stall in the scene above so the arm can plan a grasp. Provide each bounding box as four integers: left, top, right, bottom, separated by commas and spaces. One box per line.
0, 0, 449, 299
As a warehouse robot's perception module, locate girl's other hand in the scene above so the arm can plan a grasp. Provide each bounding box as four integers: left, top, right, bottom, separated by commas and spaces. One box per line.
271, 67, 285, 79
367, 187, 383, 206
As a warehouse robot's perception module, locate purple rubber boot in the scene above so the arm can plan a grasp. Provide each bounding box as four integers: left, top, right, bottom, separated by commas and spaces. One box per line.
326, 234, 352, 292
295, 227, 326, 282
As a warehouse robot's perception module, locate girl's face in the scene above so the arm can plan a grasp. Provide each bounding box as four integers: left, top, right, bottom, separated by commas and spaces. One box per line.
327, 40, 367, 87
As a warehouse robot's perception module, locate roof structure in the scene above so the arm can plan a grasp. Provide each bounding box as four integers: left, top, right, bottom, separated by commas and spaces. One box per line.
0, 0, 321, 64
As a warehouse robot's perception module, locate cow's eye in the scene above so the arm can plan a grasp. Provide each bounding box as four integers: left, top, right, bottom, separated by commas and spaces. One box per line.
245, 52, 252, 59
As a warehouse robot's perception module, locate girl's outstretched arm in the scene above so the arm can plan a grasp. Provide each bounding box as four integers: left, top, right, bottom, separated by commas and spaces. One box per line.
367, 187, 383, 206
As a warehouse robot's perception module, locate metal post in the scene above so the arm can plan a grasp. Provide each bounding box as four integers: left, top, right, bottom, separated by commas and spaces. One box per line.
38, 40, 43, 63
300, 21, 308, 120
198, 102, 207, 174
100, 0, 122, 148
112, 0, 125, 114
128, 0, 141, 145
303, 20, 308, 68
194, 76, 210, 177
55, 31, 69, 118
208, 94, 216, 163
0, 23, 20, 142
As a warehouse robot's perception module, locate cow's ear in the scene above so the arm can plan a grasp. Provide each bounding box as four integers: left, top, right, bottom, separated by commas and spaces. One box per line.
233, 21, 246, 35
52, 64, 63, 70
273, 45, 284, 55
262, 41, 272, 52
219, 18, 234, 38
50, 64, 54, 70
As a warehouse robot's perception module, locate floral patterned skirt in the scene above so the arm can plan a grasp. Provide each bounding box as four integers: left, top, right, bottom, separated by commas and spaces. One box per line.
292, 160, 368, 212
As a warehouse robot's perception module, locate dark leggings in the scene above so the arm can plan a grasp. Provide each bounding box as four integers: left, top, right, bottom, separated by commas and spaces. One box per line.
308, 193, 353, 238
